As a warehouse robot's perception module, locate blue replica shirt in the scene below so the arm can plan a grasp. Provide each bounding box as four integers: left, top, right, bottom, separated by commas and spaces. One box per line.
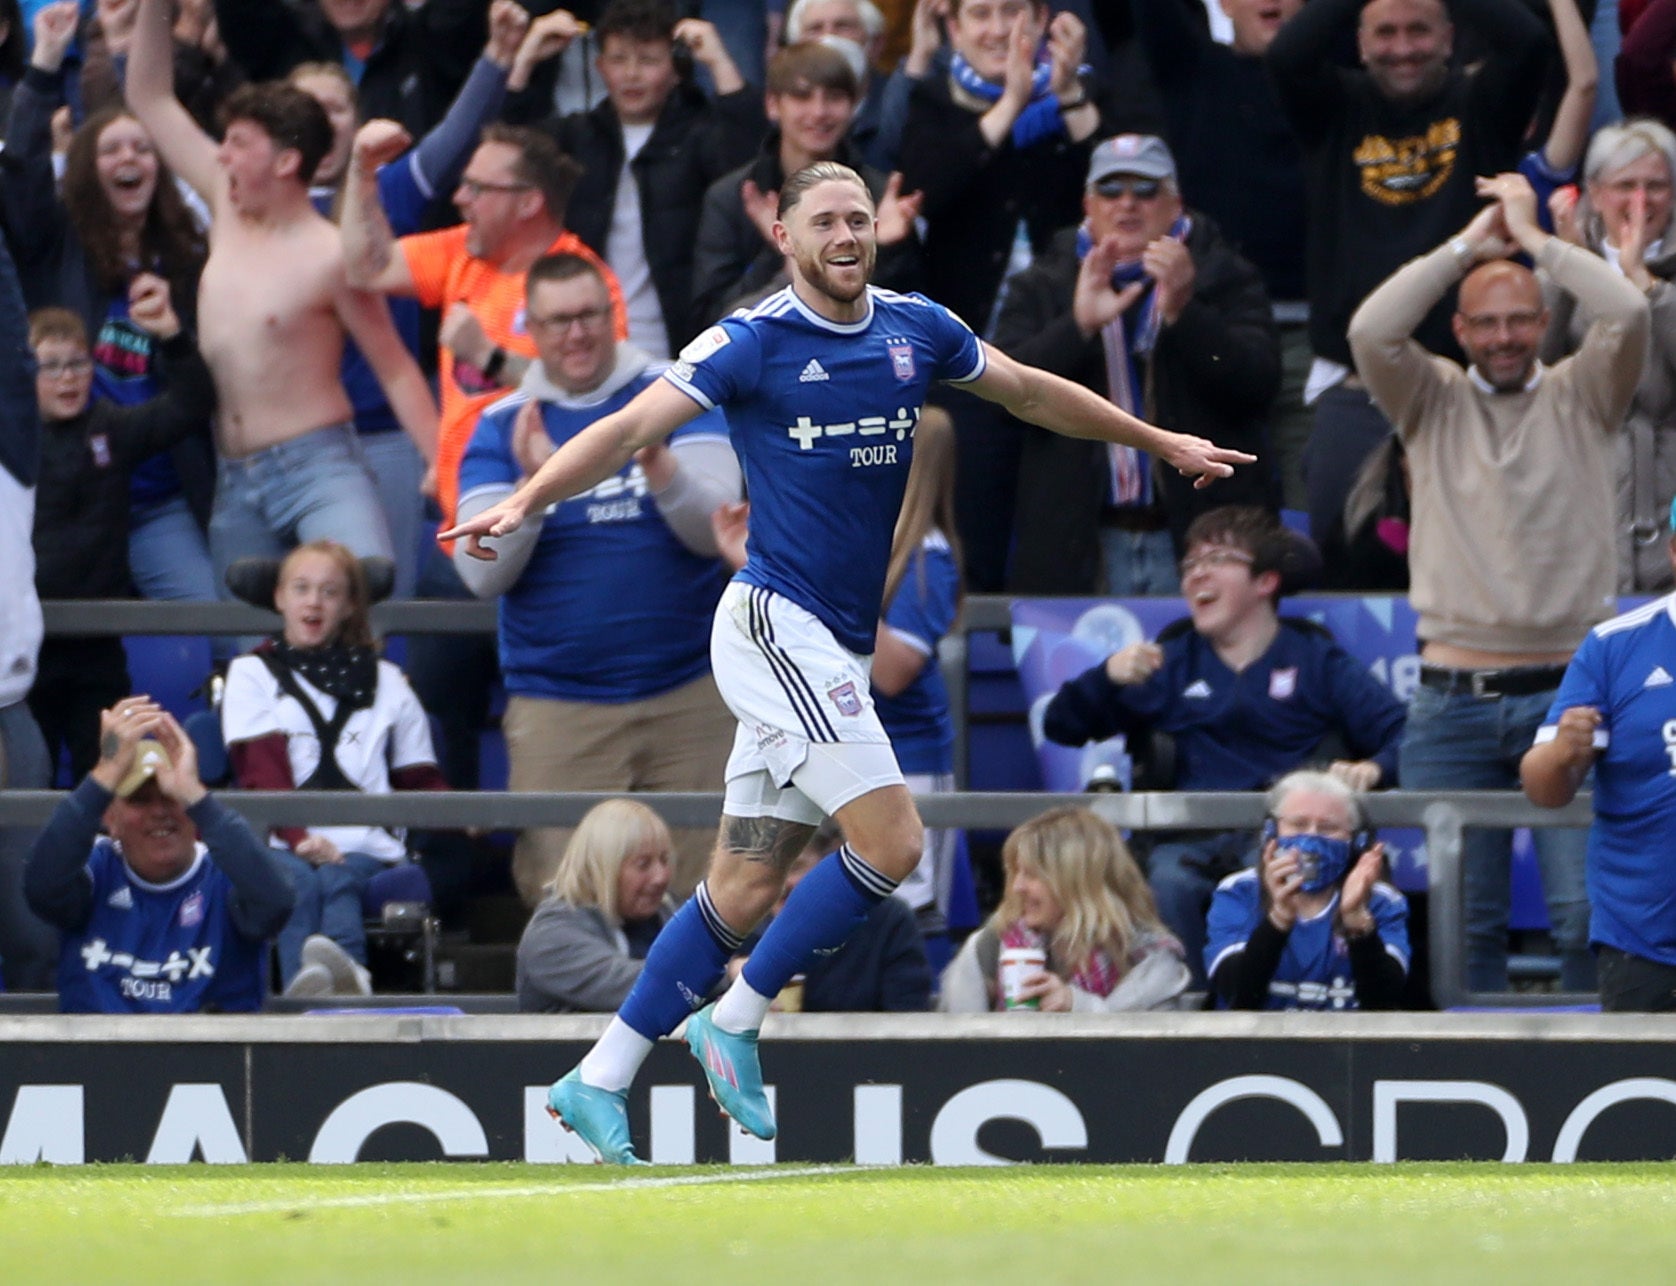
460, 375, 732, 702
875, 533, 959, 774
1042, 618, 1408, 788
57, 840, 268, 1014
1205, 869, 1411, 1010
664, 286, 985, 654
311, 161, 430, 435
1537, 596, 1676, 966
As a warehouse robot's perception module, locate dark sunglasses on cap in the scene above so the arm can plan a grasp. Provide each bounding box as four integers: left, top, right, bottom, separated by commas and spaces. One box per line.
1093, 175, 1164, 200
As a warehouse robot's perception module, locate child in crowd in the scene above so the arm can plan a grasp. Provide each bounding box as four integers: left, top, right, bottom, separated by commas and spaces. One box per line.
27, 280, 214, 781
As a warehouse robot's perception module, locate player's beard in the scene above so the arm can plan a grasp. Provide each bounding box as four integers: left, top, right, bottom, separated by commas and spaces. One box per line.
794, 238, 876, 307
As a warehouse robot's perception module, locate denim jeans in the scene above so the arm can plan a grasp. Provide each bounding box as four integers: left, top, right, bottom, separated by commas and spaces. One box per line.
1399, 680, 1594, 993
210, 424, 394, 592
130, 493, 218, 601
270, 848, 387, 985
1099, 527, 1180, 596
1147, 831, 1259, 989
357, 430, 427, 598
130, 493, 235, 662
0, 700, 57, 991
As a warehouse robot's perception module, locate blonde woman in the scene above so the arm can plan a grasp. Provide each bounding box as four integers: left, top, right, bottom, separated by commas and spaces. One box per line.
940, 806, 1190, 1012
516, 799, 677, 1013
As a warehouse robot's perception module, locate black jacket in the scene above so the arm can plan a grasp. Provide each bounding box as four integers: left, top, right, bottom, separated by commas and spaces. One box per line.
898, 72, 1105, 332
1, 66, 216, 532
34, 333, 216, 600
689, 129, 923, 330
997, 219, 1281, 593
1265, 0, 1548, 364
552, 82, 767, 354
213, 0, 484, 138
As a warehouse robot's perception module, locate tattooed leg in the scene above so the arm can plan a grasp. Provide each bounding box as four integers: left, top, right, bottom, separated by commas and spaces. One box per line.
703, 814, 820, 934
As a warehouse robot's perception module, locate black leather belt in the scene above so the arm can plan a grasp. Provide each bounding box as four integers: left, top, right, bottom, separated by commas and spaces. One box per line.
1418, 663, 1569, 698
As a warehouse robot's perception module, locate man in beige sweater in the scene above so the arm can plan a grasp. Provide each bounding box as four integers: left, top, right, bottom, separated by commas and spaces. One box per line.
1348, 171, 1649, 996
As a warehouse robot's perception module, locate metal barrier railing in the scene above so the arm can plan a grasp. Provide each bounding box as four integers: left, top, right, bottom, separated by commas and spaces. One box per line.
32, 598, 1597, 1008
0, 787, 1595, 1011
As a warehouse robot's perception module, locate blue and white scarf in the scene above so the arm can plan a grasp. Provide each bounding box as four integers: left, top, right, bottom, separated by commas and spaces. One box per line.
1076, 215, 1191, 506
949, 48, 1084, 149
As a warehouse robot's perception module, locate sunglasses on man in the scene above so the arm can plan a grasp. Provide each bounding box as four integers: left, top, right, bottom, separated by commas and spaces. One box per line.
1093, 176, 1164, 201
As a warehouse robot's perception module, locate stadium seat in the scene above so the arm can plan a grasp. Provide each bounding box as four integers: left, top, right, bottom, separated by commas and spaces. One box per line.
123, 633, 213, 720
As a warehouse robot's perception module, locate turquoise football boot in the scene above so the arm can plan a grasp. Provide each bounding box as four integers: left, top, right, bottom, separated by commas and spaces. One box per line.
684, 1004, 777, 1141
546, 1068, 646, 1165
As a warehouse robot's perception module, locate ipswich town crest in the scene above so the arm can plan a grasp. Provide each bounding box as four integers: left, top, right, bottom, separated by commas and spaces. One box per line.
887, 339, 915, 382
828, 681, 863, 716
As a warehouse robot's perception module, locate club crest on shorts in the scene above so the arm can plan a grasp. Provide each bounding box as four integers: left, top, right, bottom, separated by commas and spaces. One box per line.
827, 680, 863, 716
886, 339, 915, 382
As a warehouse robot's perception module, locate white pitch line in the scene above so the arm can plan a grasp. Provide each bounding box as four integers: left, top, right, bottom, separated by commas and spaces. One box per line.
172, 1165, 866, 1218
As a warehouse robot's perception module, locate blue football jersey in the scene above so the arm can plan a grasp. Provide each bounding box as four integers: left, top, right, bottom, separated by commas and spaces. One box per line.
875, 533, 959, 774
664, 286, 985, 654
460, 375, 732, 702
58, 840, 269, 1013
1538, 597, 1676, 966
1205, 869, 1411, 1011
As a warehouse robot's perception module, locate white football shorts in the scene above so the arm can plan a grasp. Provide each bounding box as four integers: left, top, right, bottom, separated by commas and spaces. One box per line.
712, 580, 905, 825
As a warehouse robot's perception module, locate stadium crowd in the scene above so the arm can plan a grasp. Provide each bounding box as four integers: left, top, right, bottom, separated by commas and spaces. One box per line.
1, 0, 1675, 1014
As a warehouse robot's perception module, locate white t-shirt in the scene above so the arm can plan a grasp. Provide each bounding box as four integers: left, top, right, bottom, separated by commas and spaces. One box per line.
607, 121, 669, 360
221, 656, 436, 862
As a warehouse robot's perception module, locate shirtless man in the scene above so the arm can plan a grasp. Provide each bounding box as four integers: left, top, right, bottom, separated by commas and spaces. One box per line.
127, 0, 439, 578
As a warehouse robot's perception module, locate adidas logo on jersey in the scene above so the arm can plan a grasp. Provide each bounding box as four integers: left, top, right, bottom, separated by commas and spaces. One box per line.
798, 358, 830, 383
1648, 666, 1674, 688
107, 886, 133, 911
1182, 680, 1213, 699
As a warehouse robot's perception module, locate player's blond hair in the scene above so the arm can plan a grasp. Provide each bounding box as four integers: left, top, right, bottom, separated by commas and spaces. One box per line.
777, 160, 873, 219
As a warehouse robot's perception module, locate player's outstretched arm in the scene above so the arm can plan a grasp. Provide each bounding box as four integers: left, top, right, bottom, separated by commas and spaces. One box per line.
127, 0, 220, 203
439, 379, 704, 558
967, 342, 1256, 488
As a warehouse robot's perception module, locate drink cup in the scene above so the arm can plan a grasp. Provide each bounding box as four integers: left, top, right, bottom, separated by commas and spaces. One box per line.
999, 947, 1047, 1010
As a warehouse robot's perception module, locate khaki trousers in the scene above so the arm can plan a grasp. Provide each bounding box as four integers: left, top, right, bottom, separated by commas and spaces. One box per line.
504, 673, 733, 906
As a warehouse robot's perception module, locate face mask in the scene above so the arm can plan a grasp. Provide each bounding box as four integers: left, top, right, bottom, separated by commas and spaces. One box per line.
1277, 832, 1353, 893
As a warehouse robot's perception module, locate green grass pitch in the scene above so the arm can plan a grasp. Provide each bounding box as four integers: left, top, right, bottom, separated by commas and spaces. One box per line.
3, 1162, 1674, 1284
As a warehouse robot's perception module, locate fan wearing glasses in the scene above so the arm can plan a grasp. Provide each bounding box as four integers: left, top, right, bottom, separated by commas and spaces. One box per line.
1042, 504, 1406, 987
996, 134, 1281, 596
453, 251, 740, 908
27, 279, 215, 783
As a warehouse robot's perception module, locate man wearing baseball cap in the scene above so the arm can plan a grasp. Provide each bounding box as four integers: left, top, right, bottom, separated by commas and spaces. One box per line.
997, 133, 1281, 594
23, 696, 293, 1012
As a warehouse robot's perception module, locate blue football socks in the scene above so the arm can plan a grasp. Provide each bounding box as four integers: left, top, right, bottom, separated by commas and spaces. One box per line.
615, 882, 742, 1042
717, 846, 896, 1032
